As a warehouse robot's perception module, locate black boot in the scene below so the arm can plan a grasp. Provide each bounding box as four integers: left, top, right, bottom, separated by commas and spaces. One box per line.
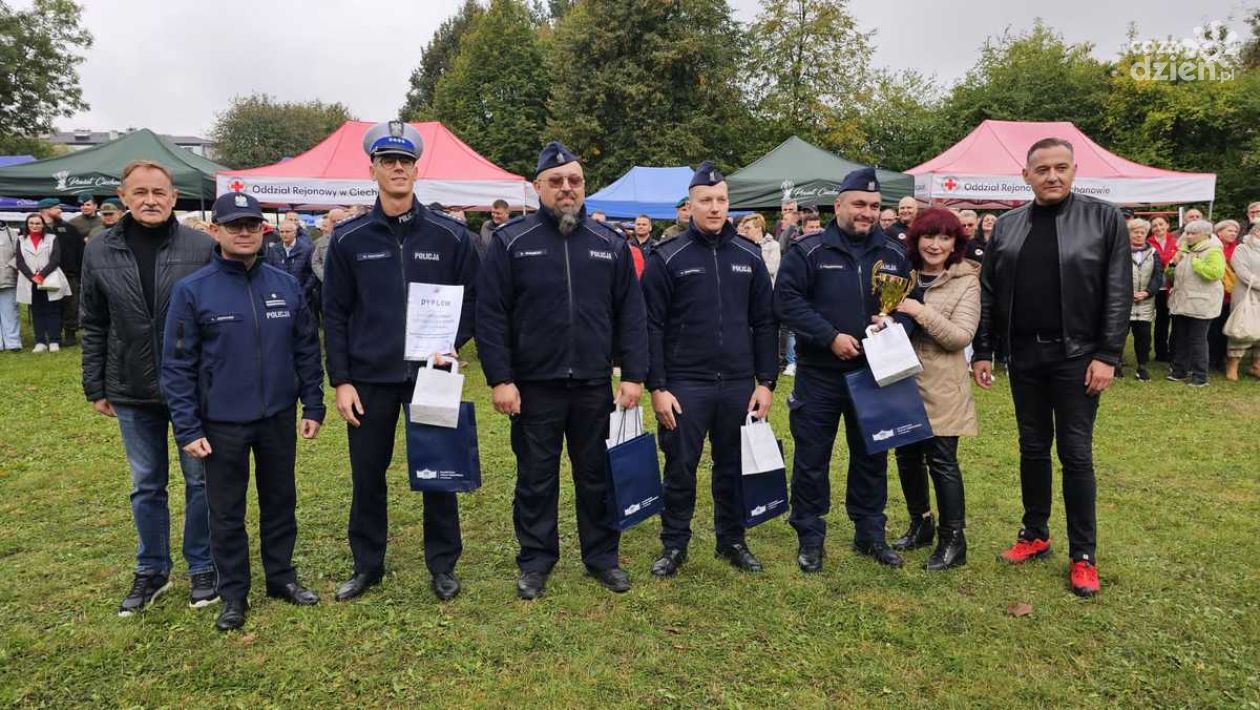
924, 526, 966, 571
891, 514, 935, 551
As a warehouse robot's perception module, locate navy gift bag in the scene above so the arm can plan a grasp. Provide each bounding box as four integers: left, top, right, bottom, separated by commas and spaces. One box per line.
844, 366, 934, 455
605, 406, 663, 530
406, 402, 482, 493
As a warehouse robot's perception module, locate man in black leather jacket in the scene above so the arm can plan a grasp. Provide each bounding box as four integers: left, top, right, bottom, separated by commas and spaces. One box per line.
80, 160, 217, 616
972, 138, 1129, 598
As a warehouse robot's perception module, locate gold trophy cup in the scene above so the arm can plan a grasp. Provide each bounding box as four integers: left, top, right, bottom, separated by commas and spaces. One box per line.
870, 259, 916, 317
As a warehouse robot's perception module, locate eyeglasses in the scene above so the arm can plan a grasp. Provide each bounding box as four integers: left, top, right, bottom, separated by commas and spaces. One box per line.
220, 220, 264, 234
544, 175, 584, 189
376, 156, 416, 168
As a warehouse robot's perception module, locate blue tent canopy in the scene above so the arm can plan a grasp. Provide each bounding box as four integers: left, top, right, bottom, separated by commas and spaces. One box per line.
0, 156, 35, 168
586, 166, 694, 220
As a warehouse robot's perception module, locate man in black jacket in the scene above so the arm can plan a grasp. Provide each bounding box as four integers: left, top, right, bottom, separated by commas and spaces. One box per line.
37, 198, 84, 346
642, 162, 778, 577
323, 121, 479, 603
80, 160, 217, 616
477, 141, 648, 600
972, 137, 1129, 598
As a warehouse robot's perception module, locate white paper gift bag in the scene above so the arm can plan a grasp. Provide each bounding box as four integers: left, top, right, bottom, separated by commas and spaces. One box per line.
862, 322, 923, 387
409, 358, 464, 429
607, 404, 644, 448
741, 414, 785, 475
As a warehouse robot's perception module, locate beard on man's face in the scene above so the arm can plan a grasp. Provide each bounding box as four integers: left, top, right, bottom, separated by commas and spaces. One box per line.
549, 202, 581, 235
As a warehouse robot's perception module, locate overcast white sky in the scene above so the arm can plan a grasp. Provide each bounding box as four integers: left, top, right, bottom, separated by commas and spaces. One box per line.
35, 0, 1253, 136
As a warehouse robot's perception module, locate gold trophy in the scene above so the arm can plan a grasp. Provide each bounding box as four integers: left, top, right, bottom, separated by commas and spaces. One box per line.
870, 259, 916, 317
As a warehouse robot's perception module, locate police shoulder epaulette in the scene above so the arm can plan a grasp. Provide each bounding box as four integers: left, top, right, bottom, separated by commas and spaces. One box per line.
332, 212, 372, 244
729, 237, 761, 259
425, 210, 469, 243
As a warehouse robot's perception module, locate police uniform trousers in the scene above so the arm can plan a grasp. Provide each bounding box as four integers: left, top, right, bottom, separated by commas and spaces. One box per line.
511, 380, 618, 574
658, 378, 753, 551
203, 406, 299, 601
347, 380, 461, 578
1007, 338, 1099, 561
787, 365, 890, 547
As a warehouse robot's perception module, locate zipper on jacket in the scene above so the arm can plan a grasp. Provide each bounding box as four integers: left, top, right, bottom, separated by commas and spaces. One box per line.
397, 237, 411, 380
563, 238, 575, 377
712, 246, 725, 351
245, 274, 267, 420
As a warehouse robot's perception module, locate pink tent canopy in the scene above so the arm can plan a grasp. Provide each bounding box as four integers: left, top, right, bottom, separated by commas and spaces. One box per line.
216, 121, 538, 210
907, 120, 1215, 207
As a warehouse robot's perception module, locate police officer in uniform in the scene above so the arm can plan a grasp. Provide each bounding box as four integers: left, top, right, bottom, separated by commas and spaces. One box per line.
323, 122, 479, 602
773, 168, 917, 572
642, 161, 778, 577
161, 192, 325, 631
477, 141, 648, 599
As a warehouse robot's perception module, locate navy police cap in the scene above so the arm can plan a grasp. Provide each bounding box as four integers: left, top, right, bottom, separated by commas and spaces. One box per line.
837, 167, 881, 194
536, 141, 579, 177
212, 192, 264, 224
362, 121, 423, 160
689, 160, 725, 189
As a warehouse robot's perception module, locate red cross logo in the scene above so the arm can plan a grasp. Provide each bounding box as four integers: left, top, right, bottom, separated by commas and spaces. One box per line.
228, 179, 245, 192
942, 177, 958, 192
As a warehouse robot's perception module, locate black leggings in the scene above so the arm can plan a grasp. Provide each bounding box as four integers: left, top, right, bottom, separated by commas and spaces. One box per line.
894, 436, 966, 528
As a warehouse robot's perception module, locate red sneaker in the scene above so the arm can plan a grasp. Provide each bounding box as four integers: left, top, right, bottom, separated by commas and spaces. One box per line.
1069, 560, 1100, 597
998, 536, 1052, 564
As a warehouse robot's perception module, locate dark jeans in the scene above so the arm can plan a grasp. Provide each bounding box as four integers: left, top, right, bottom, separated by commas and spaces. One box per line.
29, 288, 62, 345
893, 436, 966, 528
203, 407, 299, 601
113, 403, 214, 576
1208, 309, 1229, 370
658, 379, 754, 550
1008, 339, 1100, 561
1129, 320, 1153, 367
787, 365, 889, 546
60, 273, 79, 340
1154, 290, 1172, 360
1171, 315, 1211, 383
511, 381, 618, 573
347, 380, 461, 577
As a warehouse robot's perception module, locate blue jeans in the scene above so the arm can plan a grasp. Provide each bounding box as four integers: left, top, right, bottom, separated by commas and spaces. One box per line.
784, 331, 797, 367
0, 287, 19, 350
114, 403, 215, 576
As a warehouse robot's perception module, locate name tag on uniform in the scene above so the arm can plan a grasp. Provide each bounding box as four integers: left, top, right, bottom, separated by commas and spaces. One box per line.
677, 267, 705, 277
203, 313, 241, 324
515, 249, 547, 259
356, 251, 390, 261
414, 251, 441, 262
730, 264, 752, 274
818, 263, 847, 270
589, 250, 613, 261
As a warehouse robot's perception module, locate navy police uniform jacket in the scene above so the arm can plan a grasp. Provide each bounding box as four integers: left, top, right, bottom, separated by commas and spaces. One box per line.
322, 200, 478, 386
773, 220, 916, 372
641, 222, 777, 391
265, 238, 316, 294
476, 207, 648, 386
161, 251, 325, 447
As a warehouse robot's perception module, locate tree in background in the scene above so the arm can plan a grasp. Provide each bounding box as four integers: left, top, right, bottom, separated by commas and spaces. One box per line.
744, 0, 873, 157
399, 0, 484, 121
547, 0, 755, 187
0, 0, 92, 143
431, 0, 549, 178
857, 69, 949, 170
210, 94, 355, 169
939, 21, 1112, 140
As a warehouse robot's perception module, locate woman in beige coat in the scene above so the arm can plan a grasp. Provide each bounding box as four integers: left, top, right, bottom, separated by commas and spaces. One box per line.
889, 207, 980, 571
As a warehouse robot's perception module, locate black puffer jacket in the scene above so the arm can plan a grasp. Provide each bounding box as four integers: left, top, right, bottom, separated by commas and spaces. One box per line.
80, 214, 214, 405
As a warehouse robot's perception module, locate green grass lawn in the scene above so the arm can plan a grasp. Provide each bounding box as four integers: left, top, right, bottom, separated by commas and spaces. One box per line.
1, 335, 1257, 707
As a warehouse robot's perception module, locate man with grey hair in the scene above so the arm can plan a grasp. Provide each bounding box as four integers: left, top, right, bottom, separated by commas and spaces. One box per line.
973, 137, 1129, 598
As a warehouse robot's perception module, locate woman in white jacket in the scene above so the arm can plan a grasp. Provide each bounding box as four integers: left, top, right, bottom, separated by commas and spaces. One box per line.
15, 214, 68, 352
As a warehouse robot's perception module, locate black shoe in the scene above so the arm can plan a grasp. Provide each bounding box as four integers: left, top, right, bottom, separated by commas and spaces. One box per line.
431, 572, 461, 602
334, 572, 381, 601
189, 571, 220, 609
796, 545, 825, 573
1114, 366, 1124, 379
1135, 367, 1151, 382
267, 581, 319, 605
118, 572, 172, 616
716, 543, 763, 573
890, 514, 935, 551
1186, 378, 1209, 388
852, 540, 904, 568
588, 566, 631, 593
650, 547, 687, 577
516, 571, 548, 600
215, 598, 248, 632
1166, 371, 1187, 382
924, 527, 967, 571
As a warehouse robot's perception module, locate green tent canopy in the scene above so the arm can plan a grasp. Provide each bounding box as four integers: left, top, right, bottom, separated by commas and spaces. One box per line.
0, 128, 224, 205
727, 136, 913, 209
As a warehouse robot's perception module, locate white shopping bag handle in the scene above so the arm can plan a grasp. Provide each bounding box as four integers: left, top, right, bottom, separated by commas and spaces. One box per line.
614, 403, 642, 440
425, 353, 459, 376
745, 413, 761, 426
